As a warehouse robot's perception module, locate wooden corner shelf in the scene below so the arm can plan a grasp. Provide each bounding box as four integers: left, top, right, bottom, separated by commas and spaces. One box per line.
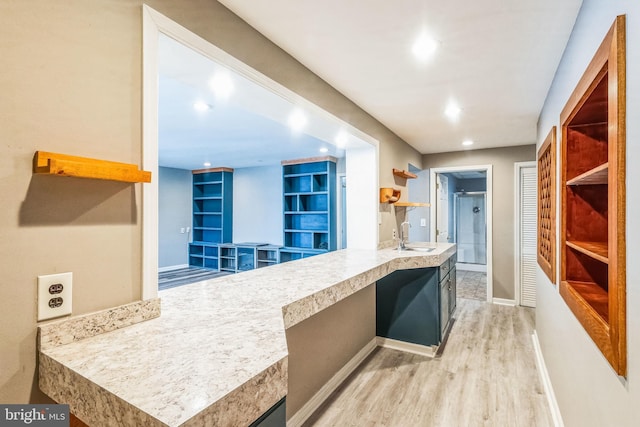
559, 15, 626, 376
566, 241, 608, 264
33, 151, 151, 183
392, 169, 417, 179
566, 163, 608, 186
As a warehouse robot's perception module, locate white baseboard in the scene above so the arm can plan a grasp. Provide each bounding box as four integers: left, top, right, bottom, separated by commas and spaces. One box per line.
158, 264, 189, 273
287, 338, 377, 427
532, 331, 564, 427
492, 298, 516, 306
456, 262, 487, 272
376, 336, 436, 358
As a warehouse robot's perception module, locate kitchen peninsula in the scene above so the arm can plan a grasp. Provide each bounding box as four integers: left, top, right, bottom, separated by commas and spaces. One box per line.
38, 243, 456, 426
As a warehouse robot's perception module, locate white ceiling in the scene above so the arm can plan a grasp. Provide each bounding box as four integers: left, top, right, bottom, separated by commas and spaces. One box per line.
158, 35, 350, 170
218, 0, 583, 154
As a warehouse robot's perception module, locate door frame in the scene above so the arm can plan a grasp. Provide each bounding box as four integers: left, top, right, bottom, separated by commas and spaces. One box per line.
513, 161, 537, 306
430, 165, 493, 302
453, 191, 487, 269
435, 173, 449, 242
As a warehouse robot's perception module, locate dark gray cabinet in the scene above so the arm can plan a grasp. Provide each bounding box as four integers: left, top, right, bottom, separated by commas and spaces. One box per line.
376, 255, 457, 347
249, 398, 285, 427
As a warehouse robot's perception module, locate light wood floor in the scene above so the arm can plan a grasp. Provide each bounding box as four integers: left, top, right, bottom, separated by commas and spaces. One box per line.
304, 298, 552, 427
456, 270, 487, 301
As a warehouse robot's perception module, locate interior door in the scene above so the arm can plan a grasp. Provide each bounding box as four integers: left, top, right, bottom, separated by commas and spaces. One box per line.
519, 164, 537, 307
436, 174, 449, 242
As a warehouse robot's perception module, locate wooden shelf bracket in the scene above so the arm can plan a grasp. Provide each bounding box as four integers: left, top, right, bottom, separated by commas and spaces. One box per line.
33, 151, 151, 183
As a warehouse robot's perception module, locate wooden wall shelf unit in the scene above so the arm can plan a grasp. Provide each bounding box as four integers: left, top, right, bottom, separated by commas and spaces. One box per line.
559, 15, 626, 376
33, 151, 151, 183
537, 127, 557, 283
392, 169, 417, 179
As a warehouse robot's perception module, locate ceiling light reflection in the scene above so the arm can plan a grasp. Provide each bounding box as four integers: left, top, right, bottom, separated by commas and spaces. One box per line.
209, 72, 234, 99
444, 101, 461, 122
288, 109, 308, 132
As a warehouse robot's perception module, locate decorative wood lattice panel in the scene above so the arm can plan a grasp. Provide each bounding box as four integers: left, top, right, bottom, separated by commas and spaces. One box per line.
537, 127, 556, 283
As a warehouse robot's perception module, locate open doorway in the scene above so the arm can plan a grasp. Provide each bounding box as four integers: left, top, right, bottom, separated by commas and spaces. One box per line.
430, 165, 493, 302
142, 6, 379, 299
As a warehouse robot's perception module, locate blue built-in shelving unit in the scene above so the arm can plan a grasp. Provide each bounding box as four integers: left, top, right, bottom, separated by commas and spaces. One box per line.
281, 157, 336, 262
189, 168, 233, 269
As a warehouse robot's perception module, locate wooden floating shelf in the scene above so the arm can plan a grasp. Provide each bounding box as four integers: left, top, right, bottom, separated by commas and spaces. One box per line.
392, 168, 417, 179
33, 151, 151, 183
394, 202, 430, 207
566, 162, 608, 186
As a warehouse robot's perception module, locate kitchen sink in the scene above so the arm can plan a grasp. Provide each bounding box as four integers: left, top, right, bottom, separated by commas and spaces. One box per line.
396, 246, 435, 252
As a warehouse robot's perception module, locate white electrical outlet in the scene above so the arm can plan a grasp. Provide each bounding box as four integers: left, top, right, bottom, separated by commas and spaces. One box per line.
37, 272, 72, 321
392, 229, 397, 239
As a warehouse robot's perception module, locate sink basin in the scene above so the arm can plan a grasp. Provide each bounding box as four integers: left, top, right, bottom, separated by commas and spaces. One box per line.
396, 246, 435, 253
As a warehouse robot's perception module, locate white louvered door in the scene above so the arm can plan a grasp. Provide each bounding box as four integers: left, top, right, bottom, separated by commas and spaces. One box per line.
519, 164, 537, 307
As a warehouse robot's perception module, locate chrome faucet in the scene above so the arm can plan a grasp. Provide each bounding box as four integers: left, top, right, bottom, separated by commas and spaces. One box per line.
398, 221, 411, 250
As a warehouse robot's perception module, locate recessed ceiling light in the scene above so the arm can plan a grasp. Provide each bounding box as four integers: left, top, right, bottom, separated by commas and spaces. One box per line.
462, 139, 474, 147
319, 147, 329, 153
412, 32, 438, 62
209, 71, 234, 99
444, 101, 461, 122
193, 101, 212, 112
203, 162, 211, 167
288, 109, 307, 132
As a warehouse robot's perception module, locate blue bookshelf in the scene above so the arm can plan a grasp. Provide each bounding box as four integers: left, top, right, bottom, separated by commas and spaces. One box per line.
189, 168, 233, 269
281, 158, 336, 261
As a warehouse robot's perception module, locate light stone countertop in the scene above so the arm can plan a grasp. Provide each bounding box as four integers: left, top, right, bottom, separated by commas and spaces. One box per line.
38, 243, 455, 427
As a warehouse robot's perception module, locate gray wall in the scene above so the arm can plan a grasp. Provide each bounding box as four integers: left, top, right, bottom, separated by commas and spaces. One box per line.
158, 167, 192, 269
233, 165, 283, 245
0, 0, 422, 403
536, 1, 640, 425
422, 145, 536, 299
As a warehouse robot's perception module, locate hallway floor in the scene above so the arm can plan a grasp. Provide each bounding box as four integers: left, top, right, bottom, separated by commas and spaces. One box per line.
304, 298, 552, 427
456, 270, 487, 301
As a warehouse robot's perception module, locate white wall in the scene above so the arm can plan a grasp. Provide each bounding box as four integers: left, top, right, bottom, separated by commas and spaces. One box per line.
536, 1, 640, 425
232, 165, 283, 245
158, 167, 191, 269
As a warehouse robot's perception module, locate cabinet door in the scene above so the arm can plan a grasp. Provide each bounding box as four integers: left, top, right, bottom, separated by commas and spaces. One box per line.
440, 276, 450, 336
448, 267, 457, 316
376, 268, 440, 346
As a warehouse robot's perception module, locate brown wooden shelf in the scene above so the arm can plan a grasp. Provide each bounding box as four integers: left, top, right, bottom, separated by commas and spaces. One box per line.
561, 280, 609, 324
566, 162, 608, 186
559, 15, 625, 376
33, 151, 151, 183
394, 202, 430, 207
566, 241, 608, 264
392, 168, 417, 179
